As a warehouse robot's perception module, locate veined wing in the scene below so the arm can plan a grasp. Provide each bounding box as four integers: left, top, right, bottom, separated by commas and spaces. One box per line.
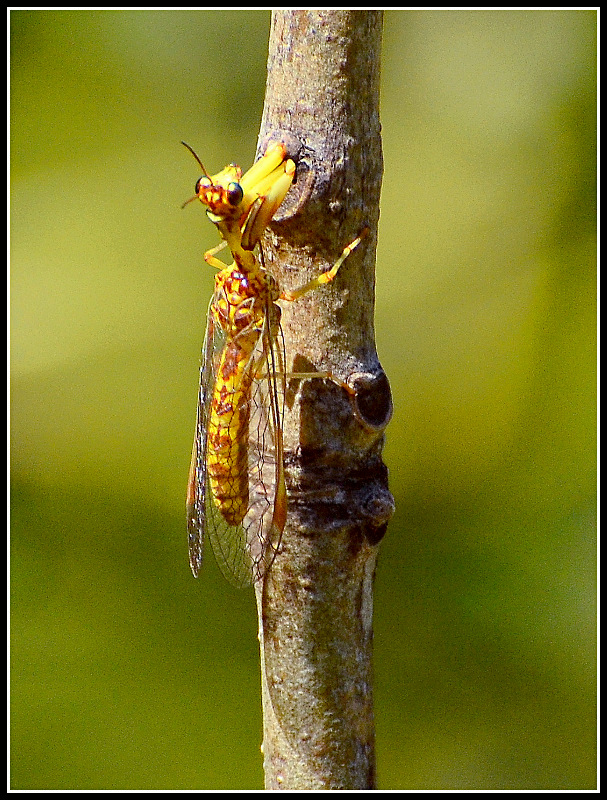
241, 303, 287, 584
186, 297, 218, 578
206, 299, 286, 587
188, 294, 287, 587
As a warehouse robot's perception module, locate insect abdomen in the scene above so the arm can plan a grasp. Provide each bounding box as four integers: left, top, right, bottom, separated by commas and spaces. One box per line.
206, 337, 256, 526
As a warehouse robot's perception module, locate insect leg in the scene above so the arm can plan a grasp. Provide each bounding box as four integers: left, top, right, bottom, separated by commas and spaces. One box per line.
280, 227, 369, 302
204, 239, 230, 269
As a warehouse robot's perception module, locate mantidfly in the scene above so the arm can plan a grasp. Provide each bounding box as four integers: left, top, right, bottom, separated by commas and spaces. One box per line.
183, 141, 367, 586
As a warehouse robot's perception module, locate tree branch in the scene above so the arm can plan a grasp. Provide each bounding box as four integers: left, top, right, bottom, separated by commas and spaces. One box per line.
254, 11, 394, 790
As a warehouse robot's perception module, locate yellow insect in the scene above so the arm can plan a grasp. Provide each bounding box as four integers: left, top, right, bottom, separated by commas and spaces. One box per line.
184, 141, 366, 586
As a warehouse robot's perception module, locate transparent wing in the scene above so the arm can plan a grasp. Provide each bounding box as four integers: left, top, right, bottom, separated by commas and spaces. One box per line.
189, 294, 287, 587
187, 298, 219, 577
241, 305, 287, 583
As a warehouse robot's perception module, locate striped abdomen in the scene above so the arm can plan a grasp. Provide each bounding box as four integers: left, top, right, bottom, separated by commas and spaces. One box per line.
206, 334, 257, 526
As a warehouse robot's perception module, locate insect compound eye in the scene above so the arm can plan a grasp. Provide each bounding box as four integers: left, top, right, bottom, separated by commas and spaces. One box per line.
226, 182, 244, 207
195, 177, 211, 195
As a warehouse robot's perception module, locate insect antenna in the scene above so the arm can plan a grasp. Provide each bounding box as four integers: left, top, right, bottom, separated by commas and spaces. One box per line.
181, 141, 210, 177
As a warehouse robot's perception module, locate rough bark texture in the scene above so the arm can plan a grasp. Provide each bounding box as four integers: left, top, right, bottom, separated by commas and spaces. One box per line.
254, 11, 394, 790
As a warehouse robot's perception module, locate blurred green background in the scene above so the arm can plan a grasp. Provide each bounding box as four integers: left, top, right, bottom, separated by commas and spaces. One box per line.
10, 10, 596, 790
